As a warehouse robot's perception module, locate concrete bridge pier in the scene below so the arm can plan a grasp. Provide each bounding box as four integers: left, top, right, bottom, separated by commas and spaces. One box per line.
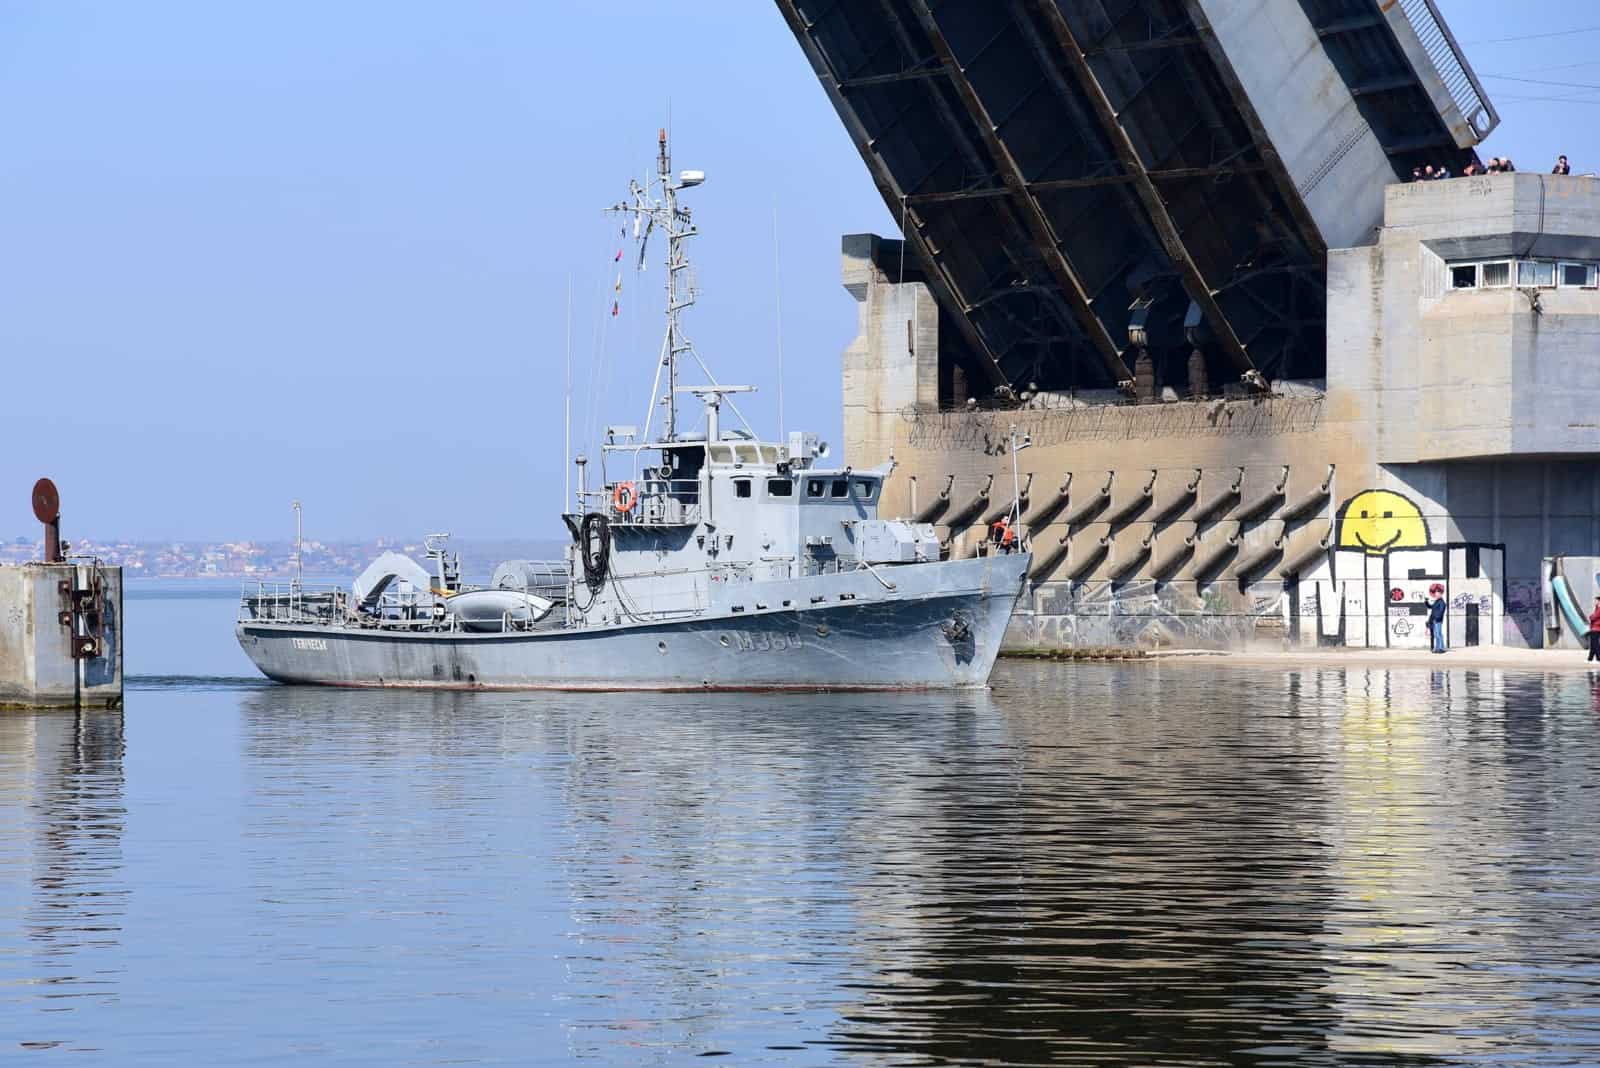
1, 481, 123, 711
0, 563, 124, 711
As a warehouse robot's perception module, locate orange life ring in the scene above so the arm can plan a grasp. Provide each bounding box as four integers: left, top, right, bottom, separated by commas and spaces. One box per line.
612, 481, 638, 514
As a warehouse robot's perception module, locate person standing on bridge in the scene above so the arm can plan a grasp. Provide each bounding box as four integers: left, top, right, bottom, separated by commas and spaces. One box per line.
1554, 155, 1572, 176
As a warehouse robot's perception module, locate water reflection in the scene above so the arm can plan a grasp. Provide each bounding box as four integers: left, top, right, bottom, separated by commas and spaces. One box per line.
226, 669, 1600, 1064
3, 665, 1600, 1064
0, 709, 126, 1031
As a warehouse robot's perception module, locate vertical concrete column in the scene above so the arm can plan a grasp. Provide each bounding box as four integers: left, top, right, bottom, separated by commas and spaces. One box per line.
842, 235, 941, 512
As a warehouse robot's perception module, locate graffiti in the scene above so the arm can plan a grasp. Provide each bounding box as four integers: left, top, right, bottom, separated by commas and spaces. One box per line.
1026, 578, 1283, 650
901, 396, 1323, 452
1505, 579, 1541, 615
1295, 489, 1506, 650
1336, 490, 1430, 556
1022, 488, 1509, 652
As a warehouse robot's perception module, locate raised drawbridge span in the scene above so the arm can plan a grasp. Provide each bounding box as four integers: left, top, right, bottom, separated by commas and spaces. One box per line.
777, 0, 1497, 400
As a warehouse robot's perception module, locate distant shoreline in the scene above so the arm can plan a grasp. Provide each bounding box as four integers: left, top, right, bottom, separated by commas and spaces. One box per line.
1, 537, 567, 581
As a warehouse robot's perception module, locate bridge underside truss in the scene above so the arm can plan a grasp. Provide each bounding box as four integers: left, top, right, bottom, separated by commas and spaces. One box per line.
778, 0, 1480, 401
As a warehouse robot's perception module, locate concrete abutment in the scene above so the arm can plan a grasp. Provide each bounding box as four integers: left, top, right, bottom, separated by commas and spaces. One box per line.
840, 176, 1600, 652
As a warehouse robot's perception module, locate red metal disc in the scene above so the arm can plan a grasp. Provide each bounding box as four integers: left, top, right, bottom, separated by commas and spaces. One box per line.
31, 478, 60, 524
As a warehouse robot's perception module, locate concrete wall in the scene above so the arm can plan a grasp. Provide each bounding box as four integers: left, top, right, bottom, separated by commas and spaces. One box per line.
840, 176, 1600, 652
1330, 174, 1600, 463
0, 564, 123, 710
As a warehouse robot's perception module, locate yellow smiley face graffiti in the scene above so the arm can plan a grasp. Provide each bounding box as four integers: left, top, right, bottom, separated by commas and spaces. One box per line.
1336, 490, 1430, 556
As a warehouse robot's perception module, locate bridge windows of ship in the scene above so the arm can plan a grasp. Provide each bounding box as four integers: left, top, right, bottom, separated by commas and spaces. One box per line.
853, 480, 877, 501
829, 480, 848, 499
767, 479, 793, 498
735, 479, 752, 499
707, 443, 783, 467
1449, 259, 1598, 291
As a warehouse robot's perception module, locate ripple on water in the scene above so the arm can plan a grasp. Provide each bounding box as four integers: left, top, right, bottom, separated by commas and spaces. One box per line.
1, 662, 1598, 1064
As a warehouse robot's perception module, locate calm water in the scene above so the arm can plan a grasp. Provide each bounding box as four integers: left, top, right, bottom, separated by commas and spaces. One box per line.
2, 583, 1599, 1064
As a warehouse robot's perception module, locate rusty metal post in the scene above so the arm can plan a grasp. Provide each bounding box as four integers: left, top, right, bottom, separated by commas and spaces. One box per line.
32, 478, 63, 563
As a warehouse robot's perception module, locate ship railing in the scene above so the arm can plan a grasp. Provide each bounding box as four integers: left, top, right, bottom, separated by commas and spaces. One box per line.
238, 581, 350, 625
581, 477, 703, 525
241, 580, 455, 628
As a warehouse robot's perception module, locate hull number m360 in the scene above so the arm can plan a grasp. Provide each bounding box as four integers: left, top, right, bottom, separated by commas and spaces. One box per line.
720, 631, 801, 652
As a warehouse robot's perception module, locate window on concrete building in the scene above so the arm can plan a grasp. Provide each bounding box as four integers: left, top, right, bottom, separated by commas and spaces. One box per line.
1450, 258, 1600, 293
1560, 262, 1599, 288
1518, 260, 1557, 288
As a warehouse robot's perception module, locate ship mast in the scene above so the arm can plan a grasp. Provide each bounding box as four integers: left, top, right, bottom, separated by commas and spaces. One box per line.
609, 129, 703, 443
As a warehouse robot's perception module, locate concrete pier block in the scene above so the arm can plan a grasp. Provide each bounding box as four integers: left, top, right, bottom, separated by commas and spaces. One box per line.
1021, 474, 1073, 528
1149, 470, 1203, 526
0, 563, 123, 711
912, 474, 955, 524
1190, 526, 1242, 581
1233, 466, 1290, 522
1102, 471, 1158, 527
1150, 525, 1198, 578
1192, 469, 1244, 525
1029, 531, 1072, 582
1066, 532, 1111, 580
1061, 474, 1114, 526
1280, 465, 1336, 522
1234, 524, 1287, 580
983, 473, 1033, 526
1108, 530, 1154, 581
1280, 522, 1333, 579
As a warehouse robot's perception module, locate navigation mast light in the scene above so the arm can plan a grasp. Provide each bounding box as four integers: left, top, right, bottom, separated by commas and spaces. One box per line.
678, 170, 705, 188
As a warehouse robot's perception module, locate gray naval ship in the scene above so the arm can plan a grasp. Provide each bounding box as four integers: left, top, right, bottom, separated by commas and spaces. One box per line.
236, 133, 1029, 691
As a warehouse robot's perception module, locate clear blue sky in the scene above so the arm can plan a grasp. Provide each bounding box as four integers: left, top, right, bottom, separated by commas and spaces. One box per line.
1, 2, 1592, 541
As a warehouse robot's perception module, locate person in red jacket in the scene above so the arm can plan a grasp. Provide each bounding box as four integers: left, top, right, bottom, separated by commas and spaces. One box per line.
1588, 596, 1600, 663
989, 515, 1017, 554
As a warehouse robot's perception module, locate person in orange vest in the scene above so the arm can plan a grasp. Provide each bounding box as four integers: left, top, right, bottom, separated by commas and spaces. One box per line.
989, 515, 1017, 553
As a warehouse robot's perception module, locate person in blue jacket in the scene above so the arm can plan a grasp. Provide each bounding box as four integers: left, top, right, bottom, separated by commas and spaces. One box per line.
1427, 584, 1447, 654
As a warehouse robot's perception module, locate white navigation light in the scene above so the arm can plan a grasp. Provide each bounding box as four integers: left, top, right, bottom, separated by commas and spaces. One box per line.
678, 170, 705, 188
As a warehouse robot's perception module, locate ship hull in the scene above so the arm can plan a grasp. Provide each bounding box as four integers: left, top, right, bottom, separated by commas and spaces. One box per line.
237, 554, 1028, 691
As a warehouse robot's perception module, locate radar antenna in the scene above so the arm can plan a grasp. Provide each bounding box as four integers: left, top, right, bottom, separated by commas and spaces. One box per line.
607, 130, 751, 443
